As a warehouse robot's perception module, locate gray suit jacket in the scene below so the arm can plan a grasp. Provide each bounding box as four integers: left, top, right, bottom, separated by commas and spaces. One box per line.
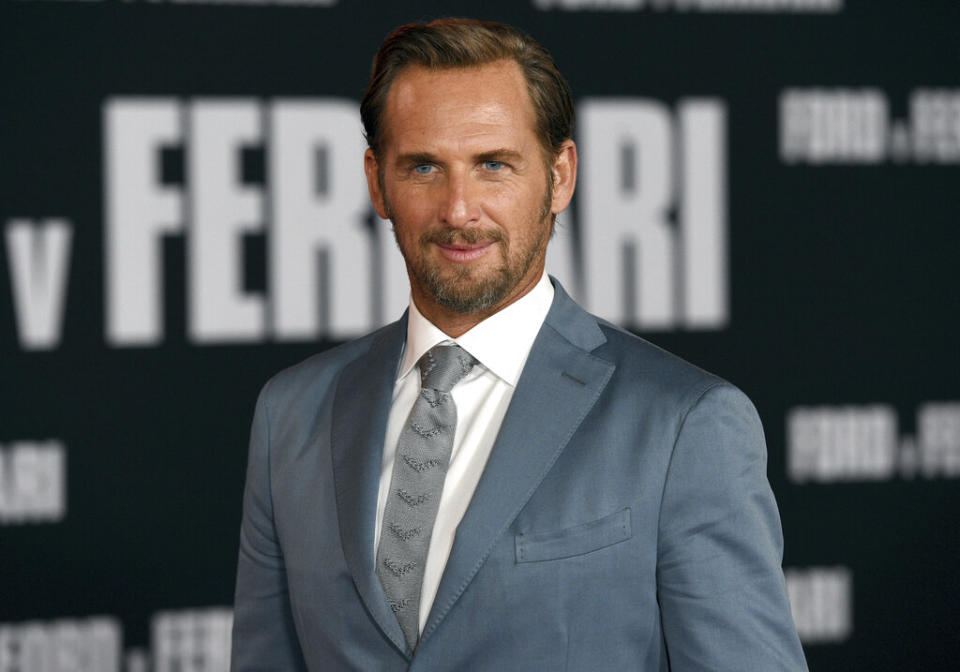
231, 280, 808, 671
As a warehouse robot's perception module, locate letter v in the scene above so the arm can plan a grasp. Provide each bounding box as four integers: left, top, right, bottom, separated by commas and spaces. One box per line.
5, 218, 73, 349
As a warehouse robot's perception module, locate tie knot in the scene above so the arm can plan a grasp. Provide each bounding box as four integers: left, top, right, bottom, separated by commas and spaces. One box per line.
418, 345, 477, 392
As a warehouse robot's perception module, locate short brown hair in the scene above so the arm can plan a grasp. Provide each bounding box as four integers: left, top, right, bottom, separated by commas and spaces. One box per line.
361, 18, 574, 162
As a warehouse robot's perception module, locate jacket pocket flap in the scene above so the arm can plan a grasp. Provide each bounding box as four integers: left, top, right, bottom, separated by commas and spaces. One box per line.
515, 508, 632, 563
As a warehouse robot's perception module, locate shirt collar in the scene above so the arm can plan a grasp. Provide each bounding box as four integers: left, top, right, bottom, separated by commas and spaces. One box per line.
399, 272, 554, 386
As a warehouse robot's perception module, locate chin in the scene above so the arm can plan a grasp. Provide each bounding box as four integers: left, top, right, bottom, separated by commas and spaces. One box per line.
423, 267, 514, 314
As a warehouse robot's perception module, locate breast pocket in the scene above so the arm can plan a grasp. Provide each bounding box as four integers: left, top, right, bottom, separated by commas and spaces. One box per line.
515, 507, 632, 563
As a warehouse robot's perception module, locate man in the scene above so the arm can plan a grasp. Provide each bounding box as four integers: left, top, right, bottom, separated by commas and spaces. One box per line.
231, 18, 807, 671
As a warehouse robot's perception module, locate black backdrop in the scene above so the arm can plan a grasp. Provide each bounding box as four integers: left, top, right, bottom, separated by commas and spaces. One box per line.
2, 1, 958, 670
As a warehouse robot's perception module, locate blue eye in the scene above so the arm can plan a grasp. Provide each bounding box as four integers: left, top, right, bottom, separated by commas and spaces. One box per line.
484, 161, 504, 171
414, 164, 433, 175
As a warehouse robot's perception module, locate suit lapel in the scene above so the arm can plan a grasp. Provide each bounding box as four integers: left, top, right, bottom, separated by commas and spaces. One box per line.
421, 282, 615, 643
330, 317, 411, 656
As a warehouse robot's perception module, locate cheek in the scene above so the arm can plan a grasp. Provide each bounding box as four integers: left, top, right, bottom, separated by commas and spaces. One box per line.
483, 182, 536, 216
488, 185, 548, 229
390, 185, 439, 224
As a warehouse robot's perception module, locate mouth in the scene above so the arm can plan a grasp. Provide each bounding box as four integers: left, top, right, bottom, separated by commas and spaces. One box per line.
434, 240, 496, 262
423, 228, 504, 264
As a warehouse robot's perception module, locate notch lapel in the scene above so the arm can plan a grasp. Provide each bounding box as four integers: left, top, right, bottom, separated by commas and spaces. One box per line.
421, 283, 615, 643
330, 318, 411, 656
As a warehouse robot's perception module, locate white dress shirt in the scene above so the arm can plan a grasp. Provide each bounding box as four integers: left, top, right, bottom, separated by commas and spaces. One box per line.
374, 272, 554, 634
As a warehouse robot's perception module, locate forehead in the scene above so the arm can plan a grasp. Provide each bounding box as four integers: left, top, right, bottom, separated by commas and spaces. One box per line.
381, 60, 539, 154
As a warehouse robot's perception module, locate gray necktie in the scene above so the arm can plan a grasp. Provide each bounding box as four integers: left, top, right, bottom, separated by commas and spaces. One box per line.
376, 344, 477, 650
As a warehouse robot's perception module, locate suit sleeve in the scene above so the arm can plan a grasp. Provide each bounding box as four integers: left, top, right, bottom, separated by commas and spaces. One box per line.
231, 382, 308, 671
656, 384, 808, 671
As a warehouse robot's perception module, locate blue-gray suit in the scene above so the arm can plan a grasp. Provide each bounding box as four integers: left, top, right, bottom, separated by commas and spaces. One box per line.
231, 280, 808, 671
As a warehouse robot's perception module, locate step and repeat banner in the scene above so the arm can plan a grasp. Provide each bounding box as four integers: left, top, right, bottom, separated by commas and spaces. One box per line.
1, 0, 957, 670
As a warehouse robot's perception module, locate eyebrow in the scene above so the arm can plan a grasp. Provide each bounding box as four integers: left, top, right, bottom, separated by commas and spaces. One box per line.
394, 148, 525, 167
395, 152, 436, 167
475, 148, 524, 164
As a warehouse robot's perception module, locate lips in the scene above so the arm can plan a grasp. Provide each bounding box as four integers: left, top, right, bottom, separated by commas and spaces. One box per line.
435, 241, 496, 262
422, 229, 504, 263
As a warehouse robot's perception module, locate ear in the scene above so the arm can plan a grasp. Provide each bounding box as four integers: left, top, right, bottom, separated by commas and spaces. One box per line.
549, 139, 578, 215
364, 148, 389, 219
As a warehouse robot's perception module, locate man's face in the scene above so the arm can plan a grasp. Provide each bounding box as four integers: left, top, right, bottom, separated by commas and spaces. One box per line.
364, 60, 576, 321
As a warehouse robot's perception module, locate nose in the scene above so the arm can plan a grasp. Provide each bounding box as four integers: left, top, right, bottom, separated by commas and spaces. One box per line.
439, 170, 481, 228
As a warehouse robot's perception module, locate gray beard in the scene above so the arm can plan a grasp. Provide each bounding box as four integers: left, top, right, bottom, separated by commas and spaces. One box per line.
417, 256, 517, 314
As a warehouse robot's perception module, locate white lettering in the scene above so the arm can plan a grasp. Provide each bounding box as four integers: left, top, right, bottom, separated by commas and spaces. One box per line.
579, 98, 728, 328
166, 0, 338, 5
105, 99, 184, 345
780, 89, 888, 164
152, 608, 232, 672
677, 0, 840, 10
534, 0, 841, 11
0, 441, 66, 524
917, 402, 960, 477
5, 219, 73, 349
0, 617, 120, 672
100, 96, 730, 346
787, 405, 897, 483
910, 89, 960, 163
188, 100, 265, 342
785, 566, 852, 643
581, 99, 675, 327
534, 0, 645, 10
680, 101, 727, 328
270, 100, 371, 340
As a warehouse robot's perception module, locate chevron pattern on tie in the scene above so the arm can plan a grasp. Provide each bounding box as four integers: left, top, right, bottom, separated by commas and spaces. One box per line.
375, 344, 477, 650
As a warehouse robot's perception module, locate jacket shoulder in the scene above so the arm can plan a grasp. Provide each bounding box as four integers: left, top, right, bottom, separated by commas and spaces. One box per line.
594, 320, 744, 412
258, 321, 401, 413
